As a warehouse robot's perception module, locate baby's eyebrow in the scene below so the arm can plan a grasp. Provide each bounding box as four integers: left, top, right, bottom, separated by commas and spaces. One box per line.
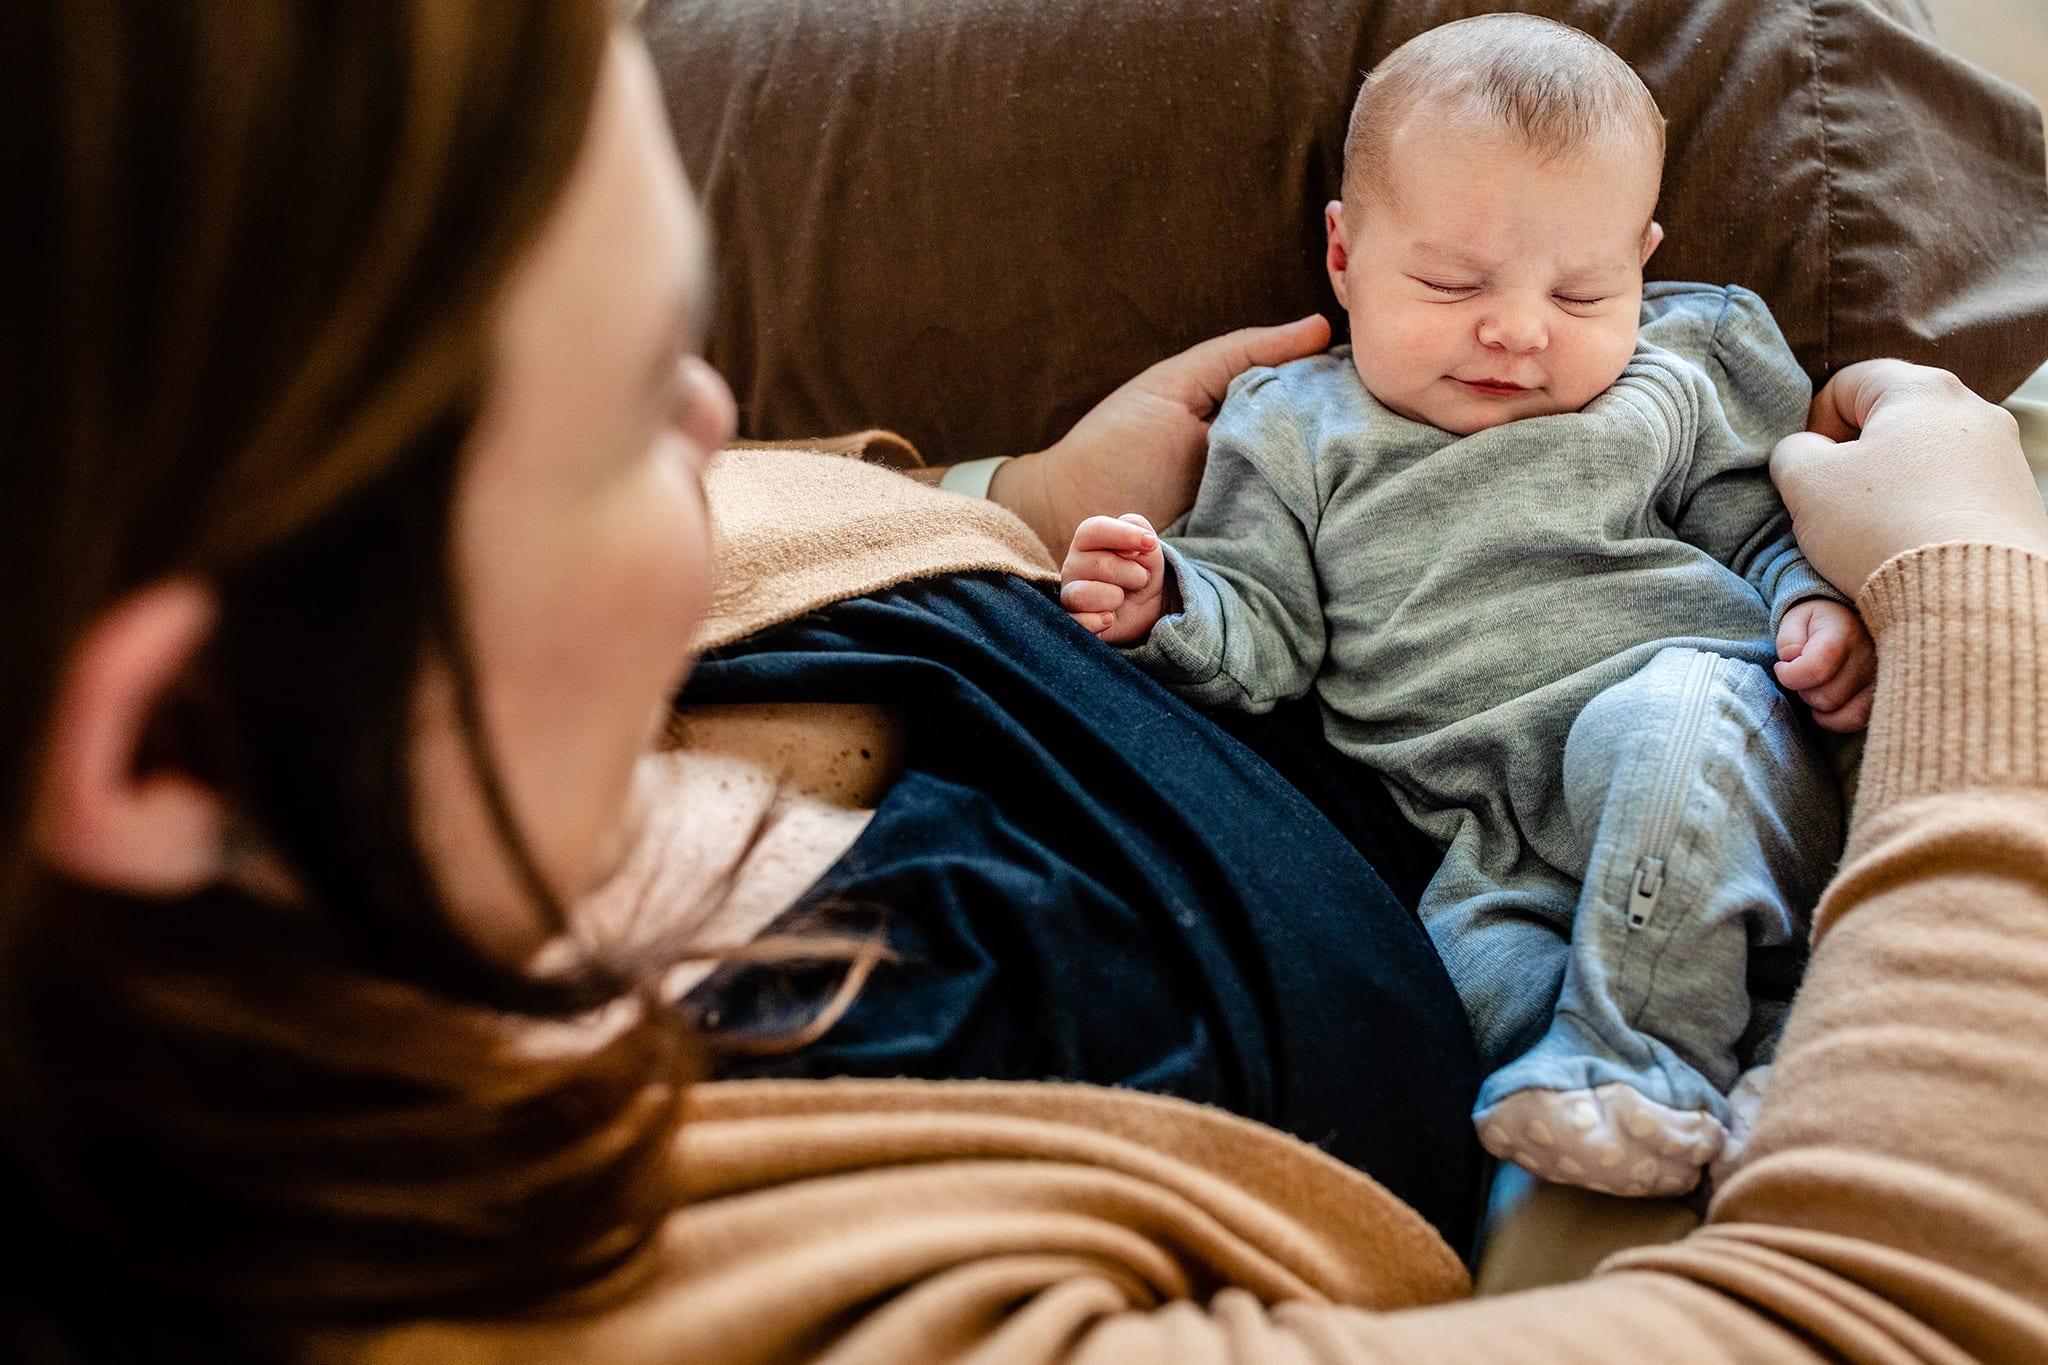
1408, 241, 1633, 278
1409, 241, 1492, 270
1554, 260, 1636, 285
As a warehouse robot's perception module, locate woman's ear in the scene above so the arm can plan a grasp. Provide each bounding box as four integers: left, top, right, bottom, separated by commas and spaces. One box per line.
1324, 200, 1352, 310
32, 579, 233, 897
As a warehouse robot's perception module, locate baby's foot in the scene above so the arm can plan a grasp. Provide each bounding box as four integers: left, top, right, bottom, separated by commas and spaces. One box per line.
1476, 1082, 1727, 1197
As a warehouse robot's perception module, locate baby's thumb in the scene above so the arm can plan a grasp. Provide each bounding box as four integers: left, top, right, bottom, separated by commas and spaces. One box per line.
1118, 513, 1157, 535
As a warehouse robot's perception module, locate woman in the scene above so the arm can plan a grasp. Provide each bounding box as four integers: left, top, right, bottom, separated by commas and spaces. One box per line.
8, 4, 2047, 1360
9, 2, 1466, 1347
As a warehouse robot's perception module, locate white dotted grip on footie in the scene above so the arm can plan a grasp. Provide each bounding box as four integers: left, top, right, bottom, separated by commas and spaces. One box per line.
1476, 1080, 1729, 1197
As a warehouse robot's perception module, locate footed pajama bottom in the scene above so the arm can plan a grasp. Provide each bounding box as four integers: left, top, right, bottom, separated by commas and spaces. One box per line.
1423, 646, 1841, 1195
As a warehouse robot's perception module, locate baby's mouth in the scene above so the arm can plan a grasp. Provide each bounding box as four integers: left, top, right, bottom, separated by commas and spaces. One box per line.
1454, 377, 1532, 398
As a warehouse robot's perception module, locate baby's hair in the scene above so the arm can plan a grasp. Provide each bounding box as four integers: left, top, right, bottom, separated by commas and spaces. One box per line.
1343, 14, 1666, 215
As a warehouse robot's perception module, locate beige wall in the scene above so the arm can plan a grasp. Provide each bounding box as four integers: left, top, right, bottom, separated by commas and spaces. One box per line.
1926, 0, 2048, 117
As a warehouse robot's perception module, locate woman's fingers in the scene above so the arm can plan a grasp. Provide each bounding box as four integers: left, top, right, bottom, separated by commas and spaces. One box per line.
1803, 358, 1927, 441
1140, 314, 1332, 417
1772, 361, 2043, 593
1206, 314, 1334, 382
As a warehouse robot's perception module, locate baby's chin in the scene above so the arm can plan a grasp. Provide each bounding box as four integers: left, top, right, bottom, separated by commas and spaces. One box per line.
1410, 391, 1570, 436
1437, 404, 1538, 436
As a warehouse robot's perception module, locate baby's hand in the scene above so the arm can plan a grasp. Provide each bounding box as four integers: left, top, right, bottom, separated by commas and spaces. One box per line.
1061, 513, 1170, 644
1774, 598, 1876, 732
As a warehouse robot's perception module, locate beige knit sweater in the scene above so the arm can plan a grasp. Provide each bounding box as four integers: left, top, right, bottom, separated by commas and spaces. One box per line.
341, 456, 2048, 1361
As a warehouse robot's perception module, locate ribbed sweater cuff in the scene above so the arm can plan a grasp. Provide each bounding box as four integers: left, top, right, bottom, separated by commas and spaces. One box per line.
1854, 541, 2048, 814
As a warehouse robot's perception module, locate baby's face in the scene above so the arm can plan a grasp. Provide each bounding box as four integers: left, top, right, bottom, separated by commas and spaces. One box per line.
1328, 113, 1663, 436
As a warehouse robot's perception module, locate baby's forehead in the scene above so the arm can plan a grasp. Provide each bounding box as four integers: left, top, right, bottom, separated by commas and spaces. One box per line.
1380, 99, 1657, 177
1363, 110, 1660, 223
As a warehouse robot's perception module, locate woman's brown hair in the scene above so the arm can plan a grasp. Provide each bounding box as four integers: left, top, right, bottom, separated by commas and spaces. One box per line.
1, 2, 699, 1354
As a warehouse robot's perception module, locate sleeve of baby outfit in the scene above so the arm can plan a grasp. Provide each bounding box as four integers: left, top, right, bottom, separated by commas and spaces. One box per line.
1656, 285, 1847, 636
1120, 369, 1327, 713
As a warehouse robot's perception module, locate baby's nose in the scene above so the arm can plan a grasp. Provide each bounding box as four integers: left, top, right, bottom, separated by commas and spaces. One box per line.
1477, 303, 1549, 354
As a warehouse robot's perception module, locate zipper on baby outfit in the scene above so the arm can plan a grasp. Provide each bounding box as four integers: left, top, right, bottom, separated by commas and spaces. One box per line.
1626, 650, 1718, 931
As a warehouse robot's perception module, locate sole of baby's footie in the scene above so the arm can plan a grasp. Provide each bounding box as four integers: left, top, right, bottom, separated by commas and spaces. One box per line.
1476, 1081, 1727, 1197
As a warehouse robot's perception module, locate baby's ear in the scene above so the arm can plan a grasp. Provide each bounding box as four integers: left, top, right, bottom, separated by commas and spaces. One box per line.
1641, 220, 1666, 266
1324, 201, 1352, 308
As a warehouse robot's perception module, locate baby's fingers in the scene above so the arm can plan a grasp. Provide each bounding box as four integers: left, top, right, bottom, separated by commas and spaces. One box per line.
1062, 549, 1153, 593
1773, 605, 1845, 691
1809, 680, 1875, 733
1060, 577, 1126, 616
1796, 667, 1863, 716
1801, 629, 1876, 721
1070, 513, 1158, 557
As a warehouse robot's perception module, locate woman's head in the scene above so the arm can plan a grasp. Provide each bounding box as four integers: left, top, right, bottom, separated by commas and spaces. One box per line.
5, 0, 732, 1345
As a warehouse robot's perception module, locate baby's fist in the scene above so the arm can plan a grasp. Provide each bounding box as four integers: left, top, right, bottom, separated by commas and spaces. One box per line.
1774, 598, 1876, 732
1061, 513, 1169, 644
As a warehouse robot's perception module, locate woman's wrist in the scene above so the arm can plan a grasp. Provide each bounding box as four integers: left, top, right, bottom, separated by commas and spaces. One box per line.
986, 448, 1066, 555
1852, 541, 2048, 815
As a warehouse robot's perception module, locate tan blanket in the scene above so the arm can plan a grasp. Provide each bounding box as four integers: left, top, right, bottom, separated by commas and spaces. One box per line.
694, 442, 1055, 653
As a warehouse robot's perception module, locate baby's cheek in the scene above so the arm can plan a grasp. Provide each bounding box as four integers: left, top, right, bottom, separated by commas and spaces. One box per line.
1352, 326, 1429, 391
1375, 312, 1443, 354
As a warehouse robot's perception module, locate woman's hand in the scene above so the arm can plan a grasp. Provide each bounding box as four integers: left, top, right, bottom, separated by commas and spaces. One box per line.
1770, 360, 2048, 594
991, 314, 1332, 554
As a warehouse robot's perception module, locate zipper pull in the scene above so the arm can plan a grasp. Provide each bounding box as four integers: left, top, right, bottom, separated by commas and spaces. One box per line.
1628, 857, 1665, 929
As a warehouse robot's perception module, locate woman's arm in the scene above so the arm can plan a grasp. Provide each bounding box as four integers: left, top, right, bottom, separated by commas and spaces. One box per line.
986, 315, 1332, 555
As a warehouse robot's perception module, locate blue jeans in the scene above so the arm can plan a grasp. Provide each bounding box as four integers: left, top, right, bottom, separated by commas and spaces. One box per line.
679, 573, 1485, 1251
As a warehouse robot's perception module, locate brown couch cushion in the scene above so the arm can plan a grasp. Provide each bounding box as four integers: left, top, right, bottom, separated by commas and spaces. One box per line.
643, 0, 2048, 462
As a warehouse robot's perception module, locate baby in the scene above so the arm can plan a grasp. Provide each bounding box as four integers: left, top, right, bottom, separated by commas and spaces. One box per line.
1061, 13, 1874, 1196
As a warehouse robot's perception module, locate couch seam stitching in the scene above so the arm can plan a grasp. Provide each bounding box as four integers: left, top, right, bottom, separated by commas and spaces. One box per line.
1804, 0, 1837, 375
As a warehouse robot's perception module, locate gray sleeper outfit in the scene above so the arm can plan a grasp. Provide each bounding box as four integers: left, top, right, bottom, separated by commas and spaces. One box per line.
1126, 283, 1845, 1136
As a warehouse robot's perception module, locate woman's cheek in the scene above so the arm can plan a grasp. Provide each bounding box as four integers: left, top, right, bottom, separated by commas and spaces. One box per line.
631, 454, 716, 694
548, 471, 711, 894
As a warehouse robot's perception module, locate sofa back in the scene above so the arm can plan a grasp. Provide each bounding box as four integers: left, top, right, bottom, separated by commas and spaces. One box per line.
644, 0, 2048, 462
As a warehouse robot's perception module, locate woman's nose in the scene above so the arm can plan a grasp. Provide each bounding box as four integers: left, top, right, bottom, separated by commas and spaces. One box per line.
1477, 302, 1548, 354
679, 355, 738, 450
